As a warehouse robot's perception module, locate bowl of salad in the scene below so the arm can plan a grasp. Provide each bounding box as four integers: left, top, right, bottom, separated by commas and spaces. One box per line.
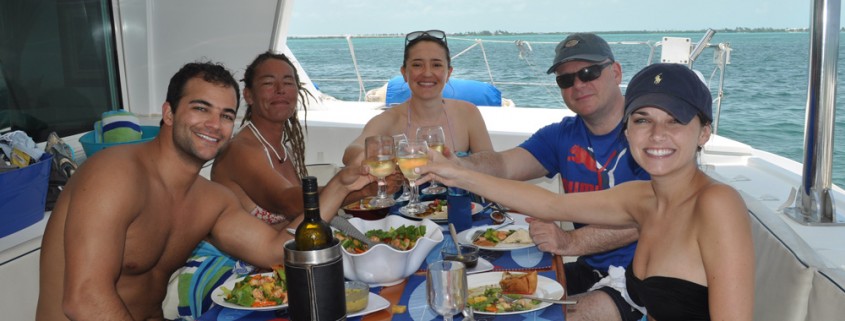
334, 215, 443, 286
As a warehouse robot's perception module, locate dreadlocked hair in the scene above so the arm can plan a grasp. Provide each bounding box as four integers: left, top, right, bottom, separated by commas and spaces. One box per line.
242, 51, 315, 179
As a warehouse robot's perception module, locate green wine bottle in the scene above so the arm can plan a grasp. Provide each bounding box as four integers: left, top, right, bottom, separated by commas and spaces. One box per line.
295, 176, 332, 251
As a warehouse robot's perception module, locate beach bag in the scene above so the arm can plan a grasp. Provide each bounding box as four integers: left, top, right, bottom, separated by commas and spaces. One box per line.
43, 132, 78, 211
0, 152, 51, 237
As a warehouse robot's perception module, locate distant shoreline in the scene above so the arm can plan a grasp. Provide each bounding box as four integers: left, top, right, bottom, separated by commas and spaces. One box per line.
290, 27, 814, 39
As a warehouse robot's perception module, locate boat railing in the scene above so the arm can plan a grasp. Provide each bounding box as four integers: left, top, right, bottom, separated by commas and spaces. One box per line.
784, 0, 841, 225
319, 31, 732, 131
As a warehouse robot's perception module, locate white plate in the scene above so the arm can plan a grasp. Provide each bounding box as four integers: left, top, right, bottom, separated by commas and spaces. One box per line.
457, 225, 534, 251
504, 212, 530, 226
466, 257, 494, 275
211, 272, 287, 311
348, 292, 391, 317
399, 201, 483, 223
467, 271, 565, 315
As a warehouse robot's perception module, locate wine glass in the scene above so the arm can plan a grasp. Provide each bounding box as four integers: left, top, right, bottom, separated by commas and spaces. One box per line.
417, 126, 447, 195
396, 139, 429, 215
426, 260, 467, 321
365, 135, 396, 208
392, 133, 412, 202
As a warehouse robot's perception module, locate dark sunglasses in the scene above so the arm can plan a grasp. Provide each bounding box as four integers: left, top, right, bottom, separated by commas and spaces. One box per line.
555, 61, 613, 89
405, 30, 447, 47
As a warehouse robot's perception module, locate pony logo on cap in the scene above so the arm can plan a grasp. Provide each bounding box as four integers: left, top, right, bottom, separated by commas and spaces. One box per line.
654, 73, 663, 85
564, 39, 580, 48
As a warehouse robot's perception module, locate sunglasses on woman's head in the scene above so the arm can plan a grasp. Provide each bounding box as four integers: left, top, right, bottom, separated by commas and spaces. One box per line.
555, 61, 613, 89
405, 30, 447, 46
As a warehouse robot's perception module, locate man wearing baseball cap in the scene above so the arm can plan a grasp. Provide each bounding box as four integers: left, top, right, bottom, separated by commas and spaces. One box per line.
455, 33, 648, 320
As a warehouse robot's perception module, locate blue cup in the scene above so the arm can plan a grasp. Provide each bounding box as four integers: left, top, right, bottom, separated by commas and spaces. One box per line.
447, 186, 472, 233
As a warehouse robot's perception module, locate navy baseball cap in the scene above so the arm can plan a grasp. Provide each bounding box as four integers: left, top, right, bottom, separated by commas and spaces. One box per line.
624, 63, 712, 125
546, 33, 615, 74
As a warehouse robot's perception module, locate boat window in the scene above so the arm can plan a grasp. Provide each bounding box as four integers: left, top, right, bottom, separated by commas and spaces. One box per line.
0, 0, 121, 142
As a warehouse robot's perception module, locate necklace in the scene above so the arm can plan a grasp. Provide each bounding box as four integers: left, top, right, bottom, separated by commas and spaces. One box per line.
245, 121, 288, 164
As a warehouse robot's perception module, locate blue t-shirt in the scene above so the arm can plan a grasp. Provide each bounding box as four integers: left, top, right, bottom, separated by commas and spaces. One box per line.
519, 116, 649, 273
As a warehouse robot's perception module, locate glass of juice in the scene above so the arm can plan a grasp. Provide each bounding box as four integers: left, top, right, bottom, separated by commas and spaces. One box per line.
416, 126, 447, 195
396, 139, 429, 215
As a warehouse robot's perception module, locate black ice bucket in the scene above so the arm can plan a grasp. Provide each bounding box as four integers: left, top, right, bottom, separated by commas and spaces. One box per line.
284, 239, 347, 321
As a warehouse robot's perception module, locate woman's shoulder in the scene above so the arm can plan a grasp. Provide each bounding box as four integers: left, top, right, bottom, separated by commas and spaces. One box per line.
695, 180, 748, 220
216, 132, 261, 162
367, 104, 405, 124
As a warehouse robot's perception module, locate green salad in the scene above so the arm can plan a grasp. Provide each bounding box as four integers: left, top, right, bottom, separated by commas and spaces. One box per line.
221, 267, 287, 308
336, 224, 427, 253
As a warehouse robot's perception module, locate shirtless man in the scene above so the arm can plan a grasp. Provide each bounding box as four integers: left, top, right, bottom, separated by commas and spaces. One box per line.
36, 62, 370, 321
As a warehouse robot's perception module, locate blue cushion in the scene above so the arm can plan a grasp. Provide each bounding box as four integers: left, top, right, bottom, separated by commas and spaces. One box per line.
385, 76, 502, 107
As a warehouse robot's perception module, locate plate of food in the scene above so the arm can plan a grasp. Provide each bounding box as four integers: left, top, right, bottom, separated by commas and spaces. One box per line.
399, 199, 483, 223
211, 270, 288, 311
457, 225, 534, 251
466, 271, 564, 315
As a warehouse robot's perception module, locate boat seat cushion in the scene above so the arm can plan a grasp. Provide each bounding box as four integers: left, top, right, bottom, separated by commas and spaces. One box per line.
385, 76, 502, 107
805, 269, 845, 321
750, 213, 813, 321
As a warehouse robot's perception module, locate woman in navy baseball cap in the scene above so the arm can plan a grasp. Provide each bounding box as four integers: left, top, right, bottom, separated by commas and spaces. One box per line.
420, 63, 754, 320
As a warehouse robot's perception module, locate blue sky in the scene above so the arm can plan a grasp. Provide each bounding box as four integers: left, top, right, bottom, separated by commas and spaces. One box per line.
288, 0, 821, 36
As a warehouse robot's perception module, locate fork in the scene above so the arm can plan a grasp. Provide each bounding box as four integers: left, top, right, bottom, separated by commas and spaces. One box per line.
501, 293, 577, 305
470, 218, 514, 242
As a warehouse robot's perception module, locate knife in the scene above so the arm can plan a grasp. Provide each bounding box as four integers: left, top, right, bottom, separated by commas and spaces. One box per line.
330, 216, 376, 247
508, 294, 577, 305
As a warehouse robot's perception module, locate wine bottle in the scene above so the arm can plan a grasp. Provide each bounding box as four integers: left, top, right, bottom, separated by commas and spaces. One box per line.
295, 176, 333, 251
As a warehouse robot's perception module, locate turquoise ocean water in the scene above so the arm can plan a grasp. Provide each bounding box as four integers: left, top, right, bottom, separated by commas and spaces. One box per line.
289, 32, 845, 187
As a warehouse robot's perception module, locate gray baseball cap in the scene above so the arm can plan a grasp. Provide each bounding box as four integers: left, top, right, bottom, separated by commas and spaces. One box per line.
546, 33, 615, 74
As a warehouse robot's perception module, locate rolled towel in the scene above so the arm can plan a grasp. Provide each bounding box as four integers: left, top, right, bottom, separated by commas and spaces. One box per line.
101, 110, 142, 143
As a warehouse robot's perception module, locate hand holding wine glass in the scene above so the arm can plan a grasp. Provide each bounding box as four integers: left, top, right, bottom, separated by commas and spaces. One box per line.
417, 126, 447, 195
364, 135, 396, 208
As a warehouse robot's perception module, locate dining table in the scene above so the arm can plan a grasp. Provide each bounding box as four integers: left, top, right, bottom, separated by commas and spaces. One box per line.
197, 198, 569, 321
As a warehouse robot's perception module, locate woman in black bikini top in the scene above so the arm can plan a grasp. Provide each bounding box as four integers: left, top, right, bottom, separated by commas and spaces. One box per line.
420, 63, 754, 321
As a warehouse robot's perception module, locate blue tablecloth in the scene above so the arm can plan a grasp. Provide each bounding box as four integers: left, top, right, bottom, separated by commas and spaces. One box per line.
197, 197, 563, 321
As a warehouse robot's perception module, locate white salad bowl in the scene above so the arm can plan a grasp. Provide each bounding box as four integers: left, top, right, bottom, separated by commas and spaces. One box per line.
338, 215, 443, 286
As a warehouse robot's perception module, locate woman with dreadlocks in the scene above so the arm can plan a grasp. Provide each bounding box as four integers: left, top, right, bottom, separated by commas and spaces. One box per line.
213, 51, 375, 228
164, 52, 374, 320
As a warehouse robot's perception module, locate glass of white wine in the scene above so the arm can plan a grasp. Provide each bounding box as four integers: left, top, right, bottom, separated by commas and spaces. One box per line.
396, 139, 429, 215
392, 133, 412, 202
364, 135, 396, 208
417, 126, 447, 195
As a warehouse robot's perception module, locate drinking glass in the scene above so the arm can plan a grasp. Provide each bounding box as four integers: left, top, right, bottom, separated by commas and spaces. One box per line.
426, 260, 467, 321
396, 139, 429, 215
365, 135, 396, 208
417, 126, 447, 195
392, 133, 412, 202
